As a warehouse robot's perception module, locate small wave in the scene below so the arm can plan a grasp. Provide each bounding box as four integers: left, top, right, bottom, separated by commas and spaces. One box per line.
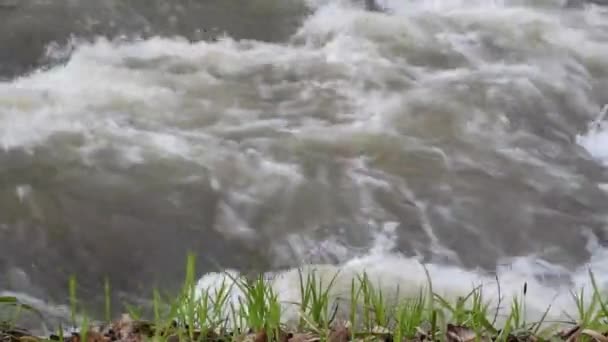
577, 105, 608, 166
194, 228, 608, 329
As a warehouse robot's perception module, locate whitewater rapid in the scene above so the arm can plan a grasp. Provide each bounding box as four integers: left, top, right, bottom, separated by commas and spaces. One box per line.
2, 0, 608, 328
194, 224, 608, 329
191, 0, 608, 327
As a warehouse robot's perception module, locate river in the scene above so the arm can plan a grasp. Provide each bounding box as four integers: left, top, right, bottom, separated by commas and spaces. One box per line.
1, 0, 608, 328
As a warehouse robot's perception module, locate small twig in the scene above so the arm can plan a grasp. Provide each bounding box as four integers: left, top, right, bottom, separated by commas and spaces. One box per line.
529, 319, 577, 325
492, 273, 502, 327
328, 302, 340, 326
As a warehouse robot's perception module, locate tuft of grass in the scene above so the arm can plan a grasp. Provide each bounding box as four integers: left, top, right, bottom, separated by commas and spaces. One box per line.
3, 256, 608, 342
297, 268, 339, 331
434, 285, 497, 340
589, 269, 608, 326
0, 295, 42, 331
393, 288, 428, 341
357, 272, 392, 330
236, 274, 282, 334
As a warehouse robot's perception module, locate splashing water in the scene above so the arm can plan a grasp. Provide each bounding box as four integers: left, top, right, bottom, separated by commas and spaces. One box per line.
1, 0, 608, 326
194, 225, 608, 329
578, 104, 608, 165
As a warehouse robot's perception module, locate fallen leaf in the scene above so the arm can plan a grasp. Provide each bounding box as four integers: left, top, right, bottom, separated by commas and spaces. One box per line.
166, 334, 180, 342
414, 327, 429, 341
582, 329, 608, 342
18, 337, 40, 342
254, 330, 268, 342
372, 326, 390, 334
329, 323, 350, 342
84, 331, 107, 342
288, 333, 318, 342
560, 325, 580, 340
446, 324, 477, 342
277, 330, 292, 342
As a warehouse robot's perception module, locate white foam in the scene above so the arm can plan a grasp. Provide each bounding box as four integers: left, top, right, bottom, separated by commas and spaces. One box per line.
2, 0, 608, 329
15, 184, 32, 203
577, 105, 608, 166
0, 0, 603, 162
194, 226, 608, 329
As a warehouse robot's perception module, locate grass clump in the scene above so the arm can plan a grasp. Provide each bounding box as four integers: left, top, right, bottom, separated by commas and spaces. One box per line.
297, 268, 339, 332
2, 255, 608, 342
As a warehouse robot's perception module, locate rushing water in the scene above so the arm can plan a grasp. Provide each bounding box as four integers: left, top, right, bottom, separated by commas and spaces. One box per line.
2, 0, 608, 328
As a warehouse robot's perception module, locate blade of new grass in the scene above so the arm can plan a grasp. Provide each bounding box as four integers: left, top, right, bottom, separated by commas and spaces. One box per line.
104, 277, 111, 323
297, 269, 339, 331
394, 288, 427, 340
69, 275, 77, 326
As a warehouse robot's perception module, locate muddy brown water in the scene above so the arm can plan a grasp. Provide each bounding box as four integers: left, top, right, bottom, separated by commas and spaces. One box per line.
2, 0, 608, 328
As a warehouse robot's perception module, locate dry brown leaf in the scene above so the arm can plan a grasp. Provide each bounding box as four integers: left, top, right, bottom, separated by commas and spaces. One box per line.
561, 325, 581, 341
18, 337, 40, 342
372, 326, 390, 335
414, 327, 429, 341
108, 314, 154, 342
329, 324, 350, 342
288, 333, 318, 342
111, 314, 134, 339
581, 329, 608, 342
446, 324, 478, 342
166, 334, 180, 342
84, 331, 107, 342
1, 328, 31, 340
277, 330, 292, 342
254, 330, 268, 342
232, 332, 249, 342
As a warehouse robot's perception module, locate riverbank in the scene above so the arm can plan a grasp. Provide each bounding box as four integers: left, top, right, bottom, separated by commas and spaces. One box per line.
2, 255, 608, 342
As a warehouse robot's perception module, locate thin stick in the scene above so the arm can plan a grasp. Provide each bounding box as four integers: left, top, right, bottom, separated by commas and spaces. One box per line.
492, 273, 502, 327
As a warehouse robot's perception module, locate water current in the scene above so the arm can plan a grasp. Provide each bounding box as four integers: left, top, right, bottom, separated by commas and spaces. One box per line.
2, 0, 608, 329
